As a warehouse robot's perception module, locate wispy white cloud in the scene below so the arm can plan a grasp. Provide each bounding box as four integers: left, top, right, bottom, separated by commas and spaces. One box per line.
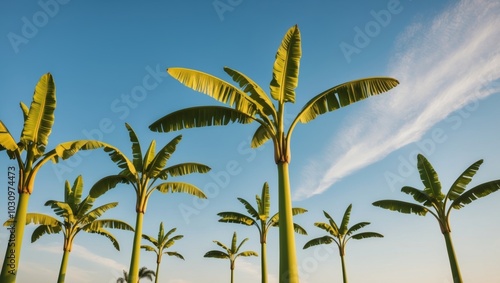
36, 242, 127, 282
236, 259, 278, 283
17, 260, 57, 281
36, 243, 126, 270
294, 0, 500, 200
35, 243, 128, 283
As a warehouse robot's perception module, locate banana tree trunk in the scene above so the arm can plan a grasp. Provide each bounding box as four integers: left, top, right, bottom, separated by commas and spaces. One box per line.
154, 259, 160, 283
340, 254, 348, 283
57, 249, 71, 283
261, 241, 268, 283
277, 162, 299, 283
443, 232, 462, 283
230, 261, 235, 283
0, 192, 30, 283
128, 212, 145, 283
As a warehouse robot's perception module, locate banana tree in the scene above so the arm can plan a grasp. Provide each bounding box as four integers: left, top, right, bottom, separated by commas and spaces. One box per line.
303, 204, 383, 283
141, 222, 184, 283
373, 154, 500, 283
204, 231, 258, 283
117, 266, 156, 283
217, 182, 307, 283
4, 175, 133, 283
149, 24, 398, 282
88, 123, 210, 283
0, 73, 112, 283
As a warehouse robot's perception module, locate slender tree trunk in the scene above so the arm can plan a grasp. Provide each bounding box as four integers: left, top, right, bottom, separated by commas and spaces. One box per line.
261, 241, 268, 283
0, 192, 30, 283
277, 162, 299, 283
128, 212, 145, 283
443, 232, 463, 283
57, 249, 71, 283
230, 261, 235, 283
340, 254, 348, 283
154, 259, 160, 283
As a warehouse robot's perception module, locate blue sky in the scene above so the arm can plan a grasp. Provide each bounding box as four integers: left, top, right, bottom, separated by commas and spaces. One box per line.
1, 0, 500, 282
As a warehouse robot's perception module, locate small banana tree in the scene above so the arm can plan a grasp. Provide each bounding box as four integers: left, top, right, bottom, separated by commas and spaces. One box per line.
89, 123, 210, 283
141, 222, 184, 283
0, 73, 111, 283
116, 267, 155, 283
149, 24, 399, 282
4, 175, 133, 283
217, 182, 307, 283
373, 154, 500, 283
204, 231, 258, 283
303, 204, 383, 283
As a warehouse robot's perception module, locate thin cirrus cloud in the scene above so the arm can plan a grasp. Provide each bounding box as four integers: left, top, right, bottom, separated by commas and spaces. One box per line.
293, 0, 500, 201
36, 242, 127, 275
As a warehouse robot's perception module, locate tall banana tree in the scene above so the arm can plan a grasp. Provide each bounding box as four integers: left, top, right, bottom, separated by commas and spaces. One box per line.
88, 123, 210, 283
149, 25, 398, 282
204, 231, 258, 283
303, 204, 383, 283
4, 175, 133, 283
141, 222, 184, 283
0, 73, 112, 283
217, 182, 307, 283
373, 154, 500, 283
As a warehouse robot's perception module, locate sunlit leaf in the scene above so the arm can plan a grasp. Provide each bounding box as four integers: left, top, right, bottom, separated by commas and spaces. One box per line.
451, 180, 500, 209
237, 198, 259, 219
217, 212, 255, 226
401, 186, 434, 207
223, 67, 276, 118
158, 163, 211, 179
125, 123, 144, 172
21, 73, 56, 147
270, 25, 301, 103
31, 224, 62, 243
447, 159, 483, 201
0, 121, 18, 152
167, 68, 258, 114
149, 106, 255, 133
346, 222, 370, 236
250, 124, 273, 149
303, 236, 334, 249
373, 200, 428, 216
154, 182, 207, 199
296, 77, 399, 123
293, 223, 307, 235
417, 154, 444, 200
147, 135, 182, 178
89, 175, 129, 199
339, 204, 352, 235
